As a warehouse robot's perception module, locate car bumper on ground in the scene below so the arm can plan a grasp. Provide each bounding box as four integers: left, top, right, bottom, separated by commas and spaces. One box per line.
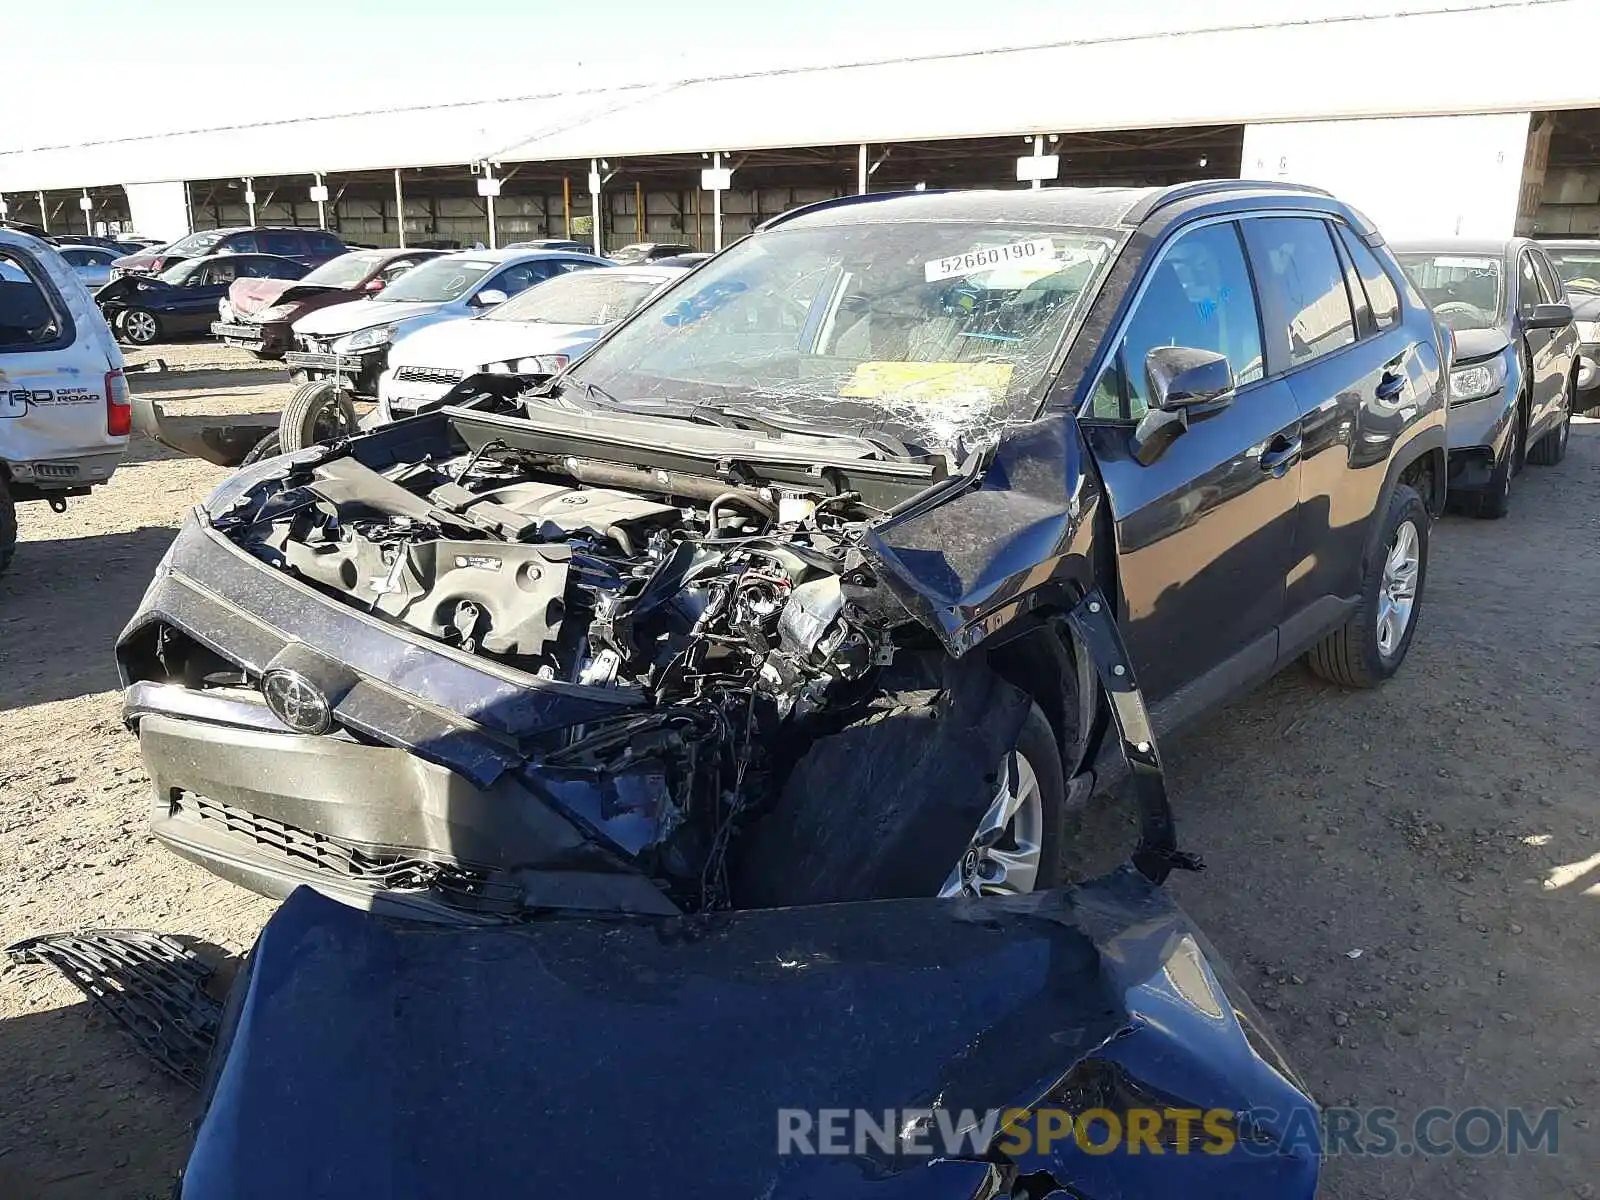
1445, 387, 1516, 492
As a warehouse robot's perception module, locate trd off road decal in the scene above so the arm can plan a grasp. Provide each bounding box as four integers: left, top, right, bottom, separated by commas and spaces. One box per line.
1, 387, 96, 417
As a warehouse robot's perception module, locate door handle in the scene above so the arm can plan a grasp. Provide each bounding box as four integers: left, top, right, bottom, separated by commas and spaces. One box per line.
1375, 371, 1406, 401
1259, 434, 1302, 475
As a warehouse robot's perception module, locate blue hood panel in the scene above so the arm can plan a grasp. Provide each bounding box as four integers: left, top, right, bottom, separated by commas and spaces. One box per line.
183, 875, 1319, 1199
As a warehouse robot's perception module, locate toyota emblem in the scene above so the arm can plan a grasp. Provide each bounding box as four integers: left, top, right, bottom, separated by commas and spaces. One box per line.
262, 668, 333, 735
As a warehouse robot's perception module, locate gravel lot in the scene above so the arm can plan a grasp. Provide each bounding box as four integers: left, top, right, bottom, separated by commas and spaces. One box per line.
1, 344, 1595, 1198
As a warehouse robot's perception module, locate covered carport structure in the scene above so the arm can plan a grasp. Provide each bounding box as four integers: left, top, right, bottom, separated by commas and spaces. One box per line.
0, 1, 1596, 250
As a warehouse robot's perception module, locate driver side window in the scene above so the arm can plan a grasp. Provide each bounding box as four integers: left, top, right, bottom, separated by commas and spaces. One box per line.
1090, 221, 1263, 421
1518, 254, 1543, 311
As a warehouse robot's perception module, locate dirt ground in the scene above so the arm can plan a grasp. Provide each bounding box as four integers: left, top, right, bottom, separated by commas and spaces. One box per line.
1, 344, 1596, 1198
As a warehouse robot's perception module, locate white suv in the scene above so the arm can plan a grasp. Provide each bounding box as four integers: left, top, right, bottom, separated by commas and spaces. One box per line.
0, 229, 130, 576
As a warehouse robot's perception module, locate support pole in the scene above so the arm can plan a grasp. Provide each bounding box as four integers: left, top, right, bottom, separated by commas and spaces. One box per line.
858, 143, 868, 195
393, 169, 406, 248
589, 159, 602, 256
37, 191, 48, 233
314, 173, 327, 229
484, 163, 498, 250
635, 179, 644, 242
81, 189, 92, 234
1032, 136, 1044, 190
712, 151, 723, 253
244, 178, 256, 224
563, 175, 571, 238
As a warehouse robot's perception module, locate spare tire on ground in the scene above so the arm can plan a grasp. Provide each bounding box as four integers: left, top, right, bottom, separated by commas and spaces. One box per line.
277, 381, 358, 454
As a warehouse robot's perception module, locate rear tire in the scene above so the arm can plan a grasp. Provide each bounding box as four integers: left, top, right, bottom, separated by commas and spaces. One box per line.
1306, 482, 1429, 689
0, 476, 16, 579
117, 307, 161, 346
278, 381, 357, 453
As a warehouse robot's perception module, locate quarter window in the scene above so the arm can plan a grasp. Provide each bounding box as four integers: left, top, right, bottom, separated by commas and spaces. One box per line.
0, 250, 66, 350
1245, 218, 1355, 368
1101, 221, 1264, 421
1517, 254, 1543, 310
1336, 226, 1401, 330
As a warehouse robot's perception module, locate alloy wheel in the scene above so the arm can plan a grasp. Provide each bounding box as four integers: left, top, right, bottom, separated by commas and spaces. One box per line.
939, 750, 1044, 897
1376, 519, 1420, 659
123, 310, 157, 344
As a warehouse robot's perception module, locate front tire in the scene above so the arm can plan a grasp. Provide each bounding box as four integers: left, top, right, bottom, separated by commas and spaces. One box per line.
278, 380, 358, 453
1528, 376, 1572, 466
1306, 482, 1429, 688
117, 307, 161, 346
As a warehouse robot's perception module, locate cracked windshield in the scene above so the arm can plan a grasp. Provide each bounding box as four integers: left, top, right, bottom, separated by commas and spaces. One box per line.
565, 221, 1116, 450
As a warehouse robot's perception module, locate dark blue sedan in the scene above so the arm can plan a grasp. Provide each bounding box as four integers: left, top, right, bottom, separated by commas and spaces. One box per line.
96, 252, 308, 346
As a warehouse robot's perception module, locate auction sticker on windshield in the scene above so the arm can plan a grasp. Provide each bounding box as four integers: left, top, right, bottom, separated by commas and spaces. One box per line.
925, 238, 1056, 283
841, 361, 1015, 404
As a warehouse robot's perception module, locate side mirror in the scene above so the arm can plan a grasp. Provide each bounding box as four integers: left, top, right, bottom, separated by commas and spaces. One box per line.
1526, 301, 1573, 330
473, 288, 508, 308
1130, 347, 1236, 467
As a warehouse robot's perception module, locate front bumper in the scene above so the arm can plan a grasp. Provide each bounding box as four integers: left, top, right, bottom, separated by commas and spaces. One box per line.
376, 366, 461, 416
1445, 387, 1515, 491
211, 321, 286, 355
285, 347, 384, 396
120, 510, 673, 918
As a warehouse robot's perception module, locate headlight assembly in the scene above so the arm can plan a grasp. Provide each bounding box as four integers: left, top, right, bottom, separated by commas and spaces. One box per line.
486, 354, 569, 376
1449, 359, 1506, 405
338, 324, 395, 352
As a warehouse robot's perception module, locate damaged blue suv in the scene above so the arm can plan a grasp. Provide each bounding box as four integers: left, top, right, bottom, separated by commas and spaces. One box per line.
115, 180, 1452, 1199
119, 181, 1446, 919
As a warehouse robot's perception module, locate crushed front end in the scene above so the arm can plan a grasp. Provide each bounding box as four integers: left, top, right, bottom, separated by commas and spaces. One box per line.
118, 402, 971, 918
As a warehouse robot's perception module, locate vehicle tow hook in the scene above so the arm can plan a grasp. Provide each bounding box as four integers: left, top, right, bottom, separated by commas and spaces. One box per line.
48, 495, 68, 514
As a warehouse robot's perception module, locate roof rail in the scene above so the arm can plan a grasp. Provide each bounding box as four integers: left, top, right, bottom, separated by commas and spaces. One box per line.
756, 189, 949, 231
1125, 179, 1335, 225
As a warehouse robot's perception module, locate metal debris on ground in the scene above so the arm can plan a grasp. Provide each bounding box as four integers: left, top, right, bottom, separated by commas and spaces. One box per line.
5, 929, 223, 1088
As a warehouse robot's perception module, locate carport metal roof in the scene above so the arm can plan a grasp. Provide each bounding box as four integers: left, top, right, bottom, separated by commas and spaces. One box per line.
1, 0, 1596, 193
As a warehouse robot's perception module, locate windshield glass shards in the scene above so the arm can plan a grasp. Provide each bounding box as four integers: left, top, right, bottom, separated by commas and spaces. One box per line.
564, 222, 1118, 449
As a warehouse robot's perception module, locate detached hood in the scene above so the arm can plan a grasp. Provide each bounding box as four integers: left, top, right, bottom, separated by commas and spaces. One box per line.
390, 317, 601, 370
1450, 325, 1511, 364
182, 876, 1319, 1200
293, 297, 444, 337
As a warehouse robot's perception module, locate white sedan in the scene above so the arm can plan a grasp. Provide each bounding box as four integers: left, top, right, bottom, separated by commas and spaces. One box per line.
378, 264, 687, 416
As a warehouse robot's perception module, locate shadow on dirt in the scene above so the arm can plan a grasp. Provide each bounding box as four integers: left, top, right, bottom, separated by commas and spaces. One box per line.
0, 526, 179, 709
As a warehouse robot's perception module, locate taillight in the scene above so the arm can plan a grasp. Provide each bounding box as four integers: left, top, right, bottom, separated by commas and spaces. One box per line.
106, 368, 131, 436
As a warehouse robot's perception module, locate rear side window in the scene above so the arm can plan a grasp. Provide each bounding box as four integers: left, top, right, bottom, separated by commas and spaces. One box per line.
309, 232, 344, 257
1092, 221, 1263, 421
1336, 226, 1401, 330
0, 249, 70, 352
1530, 250, 1564, 303
224, 233, 259, 254
262, 231, 301, 257
1244, 218, 1356, 368
1517, 254, 1544, 310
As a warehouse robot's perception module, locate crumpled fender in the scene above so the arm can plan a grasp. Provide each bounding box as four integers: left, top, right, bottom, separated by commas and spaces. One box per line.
863, 412, 1100, 656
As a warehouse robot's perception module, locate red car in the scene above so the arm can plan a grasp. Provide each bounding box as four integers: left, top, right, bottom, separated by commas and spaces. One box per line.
211, 248, 444, 359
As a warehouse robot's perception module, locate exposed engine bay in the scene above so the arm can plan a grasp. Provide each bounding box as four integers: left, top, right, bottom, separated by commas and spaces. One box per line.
215, 436, 908, 909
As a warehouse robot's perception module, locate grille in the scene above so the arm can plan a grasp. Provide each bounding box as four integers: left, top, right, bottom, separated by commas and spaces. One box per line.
34, 462, 81, 479
173, 791, 519, 911
395, 365, 465, 385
